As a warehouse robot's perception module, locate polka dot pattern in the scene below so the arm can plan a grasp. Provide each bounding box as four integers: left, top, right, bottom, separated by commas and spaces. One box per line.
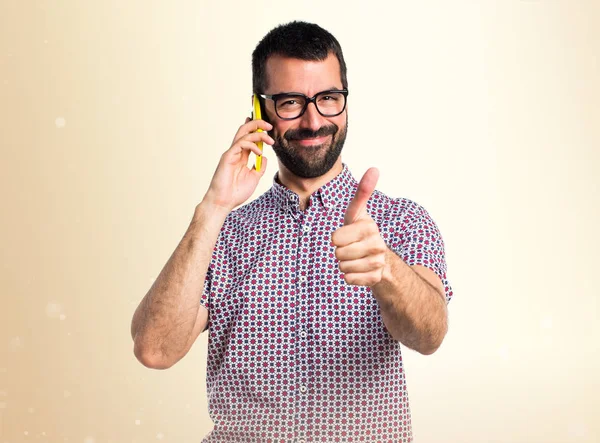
200, 164, 452, 442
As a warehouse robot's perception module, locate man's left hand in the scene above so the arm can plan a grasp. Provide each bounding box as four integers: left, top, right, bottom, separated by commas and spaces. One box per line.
331, 167, 388, 287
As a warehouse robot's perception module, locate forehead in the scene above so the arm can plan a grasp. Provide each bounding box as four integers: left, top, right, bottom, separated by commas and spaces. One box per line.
264, 53, 342, 95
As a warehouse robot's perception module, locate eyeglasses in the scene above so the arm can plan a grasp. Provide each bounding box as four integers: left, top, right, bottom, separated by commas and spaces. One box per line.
259, 89, 348, 120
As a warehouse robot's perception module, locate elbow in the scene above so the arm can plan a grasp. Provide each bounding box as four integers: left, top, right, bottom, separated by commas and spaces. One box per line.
418, 327, 448, 356
133, 341, 177, 370
418, 342, 441, 356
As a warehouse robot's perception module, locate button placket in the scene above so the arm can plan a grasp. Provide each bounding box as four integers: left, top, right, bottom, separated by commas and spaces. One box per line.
295, 211, 311, 439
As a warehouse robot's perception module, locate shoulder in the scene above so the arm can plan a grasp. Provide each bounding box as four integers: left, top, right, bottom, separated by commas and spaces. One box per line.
367, 189, 428, 226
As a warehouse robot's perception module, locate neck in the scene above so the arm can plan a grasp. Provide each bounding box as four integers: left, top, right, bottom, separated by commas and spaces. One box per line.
277, 159, 343, 210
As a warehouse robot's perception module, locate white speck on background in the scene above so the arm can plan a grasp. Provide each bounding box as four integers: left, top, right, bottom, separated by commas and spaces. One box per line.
157, 399, 162, 406
135, 419, 141, 425
83, 437, 95, 443
498, 345, 509, 361
24, 431, 28, 436
185, 403, 191, 409
568, 421, 588, 438
28, 407, 34, 413
55, 117, 66, 128
60, 314, 67, 321
46, 302, 62, 318
44, 40, 48, 44
541, 315, 553, 329
63, 390, 71, 398
9, 337, 23, 351
156, 433, 164, 440
67, 332, 71, 336
42, 432, 46, 436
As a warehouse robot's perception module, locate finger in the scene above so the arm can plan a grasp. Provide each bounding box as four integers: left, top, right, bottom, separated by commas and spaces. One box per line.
232, 119, 273, 144
344, 167, 379, 225
342, 270, 382, 287
331, 219, 376, 248
252, 154, 268, 175
225, 140, 264, 162
334, 236, 383, 261
239, 131, 275, 146
338, 255, 385, 274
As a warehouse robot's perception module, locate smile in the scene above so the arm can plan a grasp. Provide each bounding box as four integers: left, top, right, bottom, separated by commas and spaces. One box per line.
292, 135, 330, 146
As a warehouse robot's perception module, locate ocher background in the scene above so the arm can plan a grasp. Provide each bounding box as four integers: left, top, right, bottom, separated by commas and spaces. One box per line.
1, 1, 598, 442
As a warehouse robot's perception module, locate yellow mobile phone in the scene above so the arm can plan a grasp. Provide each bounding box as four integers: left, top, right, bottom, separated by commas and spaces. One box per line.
251, 94, 264, 172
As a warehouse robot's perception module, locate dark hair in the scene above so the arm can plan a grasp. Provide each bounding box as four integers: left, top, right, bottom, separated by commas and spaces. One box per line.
252, 21, 348, 94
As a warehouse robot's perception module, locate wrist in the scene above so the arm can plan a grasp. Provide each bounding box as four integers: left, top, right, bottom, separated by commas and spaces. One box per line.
189, 199, 230, 236
197, 194, 232, 218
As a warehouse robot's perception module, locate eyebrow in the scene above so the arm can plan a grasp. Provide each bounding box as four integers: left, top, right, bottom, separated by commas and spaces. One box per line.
272, 86, 344, 95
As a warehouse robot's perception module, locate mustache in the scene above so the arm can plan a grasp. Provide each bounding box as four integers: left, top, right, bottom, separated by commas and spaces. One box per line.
284, 124, 338, 141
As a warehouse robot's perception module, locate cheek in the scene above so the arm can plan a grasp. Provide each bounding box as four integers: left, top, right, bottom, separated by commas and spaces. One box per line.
271, 124, 292, 141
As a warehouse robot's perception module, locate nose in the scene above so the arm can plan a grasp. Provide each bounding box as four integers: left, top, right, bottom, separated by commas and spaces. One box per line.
298, 101, 324, 132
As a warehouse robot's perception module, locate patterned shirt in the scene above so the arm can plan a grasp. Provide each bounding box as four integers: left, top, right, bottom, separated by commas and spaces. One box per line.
200, 164, 453, 443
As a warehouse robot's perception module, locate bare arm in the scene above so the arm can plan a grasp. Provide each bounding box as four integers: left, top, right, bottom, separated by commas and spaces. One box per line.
130, 117, 273, 369
332, 167, 448, 356
130, 201, 228, 369
372, 252, 448, 355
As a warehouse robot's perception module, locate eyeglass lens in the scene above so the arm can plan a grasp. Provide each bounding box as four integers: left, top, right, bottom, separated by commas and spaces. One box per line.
276, 92, 345, 119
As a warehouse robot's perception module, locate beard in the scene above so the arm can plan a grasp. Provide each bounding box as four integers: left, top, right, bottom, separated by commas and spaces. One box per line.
270, 117, 348, 179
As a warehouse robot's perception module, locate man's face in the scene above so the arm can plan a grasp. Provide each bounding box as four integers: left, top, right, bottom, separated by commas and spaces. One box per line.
263, 53, 348, 179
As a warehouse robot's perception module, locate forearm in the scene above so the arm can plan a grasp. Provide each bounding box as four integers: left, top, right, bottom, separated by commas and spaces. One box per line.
131, 199, 228, 364
371, 248, 448, 354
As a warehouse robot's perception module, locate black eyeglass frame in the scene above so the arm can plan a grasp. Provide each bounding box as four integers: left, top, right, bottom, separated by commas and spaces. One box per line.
258, 89, 349, 120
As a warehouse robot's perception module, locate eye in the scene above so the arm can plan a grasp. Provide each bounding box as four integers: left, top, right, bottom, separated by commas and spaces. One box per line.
319, 94, 340, 102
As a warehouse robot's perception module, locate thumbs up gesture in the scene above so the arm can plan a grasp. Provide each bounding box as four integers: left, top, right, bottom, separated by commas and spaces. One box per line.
331, 167, 389, 287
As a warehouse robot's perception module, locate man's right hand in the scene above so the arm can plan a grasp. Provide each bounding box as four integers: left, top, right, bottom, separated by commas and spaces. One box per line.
203, 118, 274, 212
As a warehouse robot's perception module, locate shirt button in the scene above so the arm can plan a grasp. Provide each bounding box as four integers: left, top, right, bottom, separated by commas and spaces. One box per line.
302, 225, 310, 233
297, 439, 306, 443
289, 194, 295, 201
299, 276, 307, 283
299, 329, 307, 338
300, 385, 307, 393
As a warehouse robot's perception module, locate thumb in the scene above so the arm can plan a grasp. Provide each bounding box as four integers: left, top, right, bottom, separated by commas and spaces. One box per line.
344, 167, 379, 225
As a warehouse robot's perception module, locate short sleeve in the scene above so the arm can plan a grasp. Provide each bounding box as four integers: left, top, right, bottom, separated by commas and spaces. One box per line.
386, 199, 453, 304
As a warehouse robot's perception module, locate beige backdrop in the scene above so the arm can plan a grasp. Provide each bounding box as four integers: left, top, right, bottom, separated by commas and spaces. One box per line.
1, 1, 599, 442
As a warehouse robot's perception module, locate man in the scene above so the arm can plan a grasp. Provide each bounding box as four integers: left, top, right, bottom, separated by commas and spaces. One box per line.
131, 21, 453, 443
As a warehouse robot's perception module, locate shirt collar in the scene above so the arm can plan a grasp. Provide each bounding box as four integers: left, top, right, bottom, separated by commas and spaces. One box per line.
270, 163, 358, 212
